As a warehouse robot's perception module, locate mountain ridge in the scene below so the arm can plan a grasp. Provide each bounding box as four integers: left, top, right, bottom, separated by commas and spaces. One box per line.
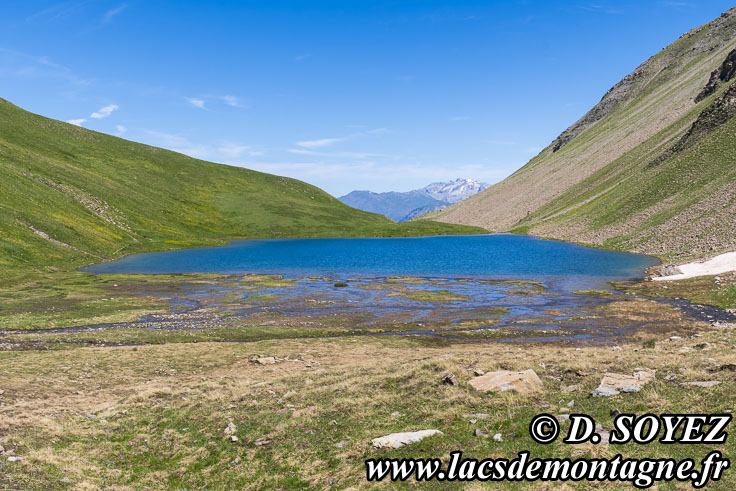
339, 179, 488, 222
428, 7, 736, 261
0, 98, 483, 271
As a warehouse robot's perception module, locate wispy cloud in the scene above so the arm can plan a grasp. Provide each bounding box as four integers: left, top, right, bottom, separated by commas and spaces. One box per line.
115, 124, 127, 136
660, 1, 693, 8
577, 3, 622, 14
294, 54, 311, 61
90, 103, 118, 119
0, 47, 92, 86
101, 4, 127, 25
220, 95, 246, 108
186, 98, 206, 109
67, 118, 87, 126
144, 131, 263, 161
288, 149, 392, 159
366, 127, 391, 135
26, 1, 90, 23
296, 137, 346, 148
218, 143, 252, 158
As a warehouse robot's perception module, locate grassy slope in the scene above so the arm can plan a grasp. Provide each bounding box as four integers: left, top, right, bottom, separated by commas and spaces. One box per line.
0, 98, 483, 274
429, 8, 736, 261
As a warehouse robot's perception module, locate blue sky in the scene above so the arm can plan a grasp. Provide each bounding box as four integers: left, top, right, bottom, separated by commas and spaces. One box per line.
1, 1, 734, 196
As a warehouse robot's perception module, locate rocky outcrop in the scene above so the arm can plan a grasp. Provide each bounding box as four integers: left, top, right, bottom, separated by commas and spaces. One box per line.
695, 48, 736, 102
676, 81, 736, 151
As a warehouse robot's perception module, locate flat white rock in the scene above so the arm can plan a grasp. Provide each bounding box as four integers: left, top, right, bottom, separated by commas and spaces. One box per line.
371, 430, 442, 449
468, 369, 543, 394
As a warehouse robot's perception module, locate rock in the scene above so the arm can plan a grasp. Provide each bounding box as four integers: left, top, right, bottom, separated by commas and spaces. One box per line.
562, 384, 581, 393
694, 343, 711, 350
556, 414, 570, 422
595, 424, 611, 443
464, 413, 491, 419
658, 265, 683, 277
328, 420, 338, 426
611, 346, 622, 351
254, 437, 272, 446
681, 381, 721, 387
232, 456, 241, 465
441, 373, 459, 386
610, 408, 621, 417
469, 419, 477, 424
474, 369, 485, 376
253, 356, 276, 365
224, 422, 238, 436
567, 400, 575, 408
669, 336, 683, 341
591, 386, 620, 397
714, 364, 736, 372
390, 411, 403, 418
60, 478, 75, 484
7, 456, 21, 462
559, 407, 570, 414
493, 433, 503, 442
229, 435, 239, 443
474, 428, 489, 438
468, 369, 543, 394
591, 369, 655, 397
334, 440, 349, 448
371, 430, 443, 449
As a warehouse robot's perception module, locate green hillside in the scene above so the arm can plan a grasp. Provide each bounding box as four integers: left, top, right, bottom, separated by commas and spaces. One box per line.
0, 98, 483, 273
430, 7, 736, 261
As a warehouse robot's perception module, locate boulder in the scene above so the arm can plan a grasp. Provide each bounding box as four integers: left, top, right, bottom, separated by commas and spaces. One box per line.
468, 369, 543, 394
591, 369, 655, 397
252, 356, 276, 365
441, 373, 459, 386
371, 430, 443, 449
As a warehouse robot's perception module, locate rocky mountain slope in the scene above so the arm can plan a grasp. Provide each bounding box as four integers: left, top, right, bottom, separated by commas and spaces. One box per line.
429, 7, 736, 261
0, 99, 482, 271
339, 179, 487, 222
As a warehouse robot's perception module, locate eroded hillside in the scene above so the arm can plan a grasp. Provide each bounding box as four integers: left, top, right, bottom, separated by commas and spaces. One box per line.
430, 8, 736, 260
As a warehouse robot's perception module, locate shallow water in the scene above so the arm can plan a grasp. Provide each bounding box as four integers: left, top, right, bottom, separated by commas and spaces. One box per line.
84, 234, 658, 291
74, 235, 665, 344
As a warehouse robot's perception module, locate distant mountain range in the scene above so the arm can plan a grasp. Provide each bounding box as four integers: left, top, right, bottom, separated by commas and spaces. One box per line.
339, 179, 488, 222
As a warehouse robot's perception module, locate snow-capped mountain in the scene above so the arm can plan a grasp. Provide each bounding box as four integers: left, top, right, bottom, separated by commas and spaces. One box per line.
418, 178, 489, 204
339, 179, 488, 222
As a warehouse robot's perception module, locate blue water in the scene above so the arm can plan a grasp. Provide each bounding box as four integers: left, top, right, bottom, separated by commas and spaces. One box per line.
83, 234, 658, 287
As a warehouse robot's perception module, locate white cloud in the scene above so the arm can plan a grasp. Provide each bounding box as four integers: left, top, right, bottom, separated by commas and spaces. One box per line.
186, 98, 206, 109
67, 118, 87, 126
450, 116, 470, 121
115, 124, 127, 136
296, 137, 346, 148
90, 104, 118, 119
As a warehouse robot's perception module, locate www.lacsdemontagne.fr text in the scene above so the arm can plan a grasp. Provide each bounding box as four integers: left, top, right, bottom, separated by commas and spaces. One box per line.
366, 450, 729, 488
